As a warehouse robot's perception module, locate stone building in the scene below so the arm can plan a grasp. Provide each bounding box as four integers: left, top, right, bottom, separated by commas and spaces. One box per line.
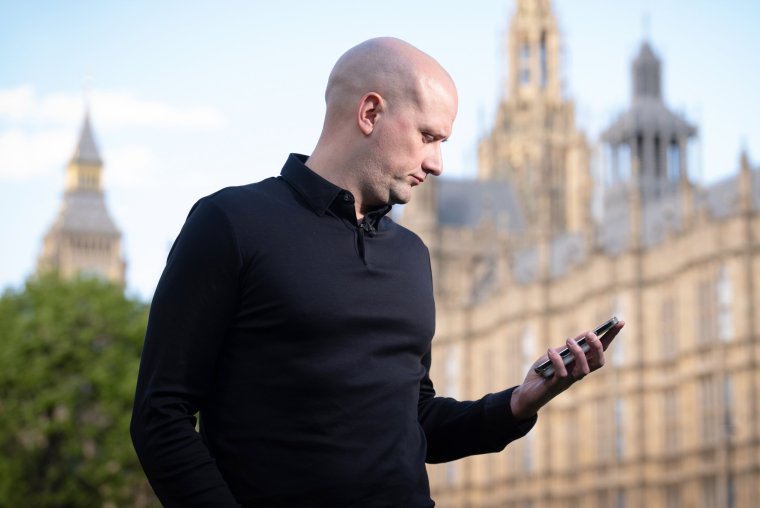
402, 1, 760, 507
37, 113, 126, 285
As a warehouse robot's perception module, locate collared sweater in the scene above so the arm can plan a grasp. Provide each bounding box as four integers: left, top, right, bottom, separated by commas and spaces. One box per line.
130, 154, 536, 507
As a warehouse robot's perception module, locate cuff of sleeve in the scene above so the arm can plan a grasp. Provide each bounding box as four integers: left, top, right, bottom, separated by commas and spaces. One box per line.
483, 386, 537, 439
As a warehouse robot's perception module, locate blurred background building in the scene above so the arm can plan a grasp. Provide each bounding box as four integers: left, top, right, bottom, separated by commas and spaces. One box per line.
402, 0, 759, 506
36, 113, 126, 285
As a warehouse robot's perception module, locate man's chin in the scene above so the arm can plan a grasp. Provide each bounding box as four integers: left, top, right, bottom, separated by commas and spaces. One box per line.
389, 195, 412, 206
389, 188, 414, 205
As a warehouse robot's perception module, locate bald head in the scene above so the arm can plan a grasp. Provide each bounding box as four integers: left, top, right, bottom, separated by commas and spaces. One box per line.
324, 37, 455, 123
307, 37, 458, 215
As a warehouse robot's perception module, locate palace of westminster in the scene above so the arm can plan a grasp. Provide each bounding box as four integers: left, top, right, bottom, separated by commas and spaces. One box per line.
36, 1, 759, 507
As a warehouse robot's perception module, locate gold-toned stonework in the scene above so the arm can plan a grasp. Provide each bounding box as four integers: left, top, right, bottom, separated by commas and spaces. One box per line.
402, 1, 760, 506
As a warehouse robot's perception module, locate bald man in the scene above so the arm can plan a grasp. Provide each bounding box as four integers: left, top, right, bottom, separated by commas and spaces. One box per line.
131, 38, 623, 507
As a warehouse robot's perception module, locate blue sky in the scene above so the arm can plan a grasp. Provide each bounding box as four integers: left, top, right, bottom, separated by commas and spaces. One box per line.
1, 0, 759, 300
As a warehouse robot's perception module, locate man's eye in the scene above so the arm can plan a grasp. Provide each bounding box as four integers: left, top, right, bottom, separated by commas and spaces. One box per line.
422, 133, 435, 143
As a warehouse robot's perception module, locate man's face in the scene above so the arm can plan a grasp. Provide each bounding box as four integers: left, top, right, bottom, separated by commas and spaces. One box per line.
363, 77, 458, 206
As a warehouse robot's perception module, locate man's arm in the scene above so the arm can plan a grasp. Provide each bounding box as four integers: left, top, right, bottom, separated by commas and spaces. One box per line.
418, 321, 625, 464
130, 198, 241, 507
417, 346, 537, 464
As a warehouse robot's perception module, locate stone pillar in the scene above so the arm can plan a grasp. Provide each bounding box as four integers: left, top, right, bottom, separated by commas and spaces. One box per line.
641, 134, 655, 198
626, 132, 643, 249
658, 135, 668, 189
630, 136, 641, 192
679, 136, 689, 182
610, 144, 619, 184
739, 150, 752, 213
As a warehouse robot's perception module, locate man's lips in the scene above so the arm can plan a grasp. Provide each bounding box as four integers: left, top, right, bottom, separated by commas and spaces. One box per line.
411, 175, 425, 185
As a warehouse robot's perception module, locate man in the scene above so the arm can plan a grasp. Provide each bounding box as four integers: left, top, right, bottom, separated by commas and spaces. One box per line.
131, 37, 624, 507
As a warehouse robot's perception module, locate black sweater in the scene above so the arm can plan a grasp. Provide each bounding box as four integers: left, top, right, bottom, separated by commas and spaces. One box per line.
130, 154, 536, 507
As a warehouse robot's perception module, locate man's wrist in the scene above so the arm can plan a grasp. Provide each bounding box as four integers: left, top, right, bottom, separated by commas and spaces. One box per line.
509, 385, 538, 421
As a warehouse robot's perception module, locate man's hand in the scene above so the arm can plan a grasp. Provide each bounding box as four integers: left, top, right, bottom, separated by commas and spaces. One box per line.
509, 320, 625, 420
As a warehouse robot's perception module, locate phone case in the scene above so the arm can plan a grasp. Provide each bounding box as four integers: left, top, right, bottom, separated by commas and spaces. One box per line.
534, 316, 618, 378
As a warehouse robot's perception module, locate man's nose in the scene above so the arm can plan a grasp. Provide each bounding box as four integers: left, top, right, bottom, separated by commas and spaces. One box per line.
423, 145, 443, 176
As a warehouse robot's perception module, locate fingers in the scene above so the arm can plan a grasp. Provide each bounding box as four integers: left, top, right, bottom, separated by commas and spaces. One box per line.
545, 337, 589, 381
549, 330, 602, 380
584, 331, 605, 370
545, 346, 567, 378
599, 320, 625, 350
565, 335, 591, 379
545, 321, 626, 382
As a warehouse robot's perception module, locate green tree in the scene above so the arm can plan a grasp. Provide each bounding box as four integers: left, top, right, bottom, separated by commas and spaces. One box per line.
0, 273, 159, 507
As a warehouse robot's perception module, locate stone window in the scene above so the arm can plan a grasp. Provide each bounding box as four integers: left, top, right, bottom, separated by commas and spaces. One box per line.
519, 42, 531, 85
717, 265, 733, 342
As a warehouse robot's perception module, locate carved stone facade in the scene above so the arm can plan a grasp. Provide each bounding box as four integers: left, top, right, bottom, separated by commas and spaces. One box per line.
402, 1, 760, 506
37, 113, 126, 285
478, 0, 591, 238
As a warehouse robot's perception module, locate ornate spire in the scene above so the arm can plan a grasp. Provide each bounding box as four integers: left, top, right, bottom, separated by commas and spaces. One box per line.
602, 39, 696, 148
632, 42, 662, 101
740, 148, 751, 173
507, 0, 562, 103
37, 110, 125, 285
71, 112, 102, 165
516, 0, 552, 16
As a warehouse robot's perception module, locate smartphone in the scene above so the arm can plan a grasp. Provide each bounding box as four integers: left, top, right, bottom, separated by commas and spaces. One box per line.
534, 316, 619, 378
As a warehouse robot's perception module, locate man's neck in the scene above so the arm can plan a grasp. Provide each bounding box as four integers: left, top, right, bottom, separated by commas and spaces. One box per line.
305, 153, 369, 221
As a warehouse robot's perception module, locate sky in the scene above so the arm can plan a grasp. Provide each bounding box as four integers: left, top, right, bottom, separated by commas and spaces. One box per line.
1, 0, 759, 300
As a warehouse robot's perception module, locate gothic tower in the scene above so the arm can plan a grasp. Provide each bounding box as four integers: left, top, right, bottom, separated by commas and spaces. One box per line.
599, 41, 698, 249
478, 0, 592, 237
37, 112, 126, 285
602, 41, 697, 196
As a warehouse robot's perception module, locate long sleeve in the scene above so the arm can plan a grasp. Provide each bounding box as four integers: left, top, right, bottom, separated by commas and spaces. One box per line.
130, 198, 242, 507
418, 345, 537, 464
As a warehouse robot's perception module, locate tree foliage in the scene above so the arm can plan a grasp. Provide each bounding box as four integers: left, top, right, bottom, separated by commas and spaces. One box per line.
0, 273, 159, 507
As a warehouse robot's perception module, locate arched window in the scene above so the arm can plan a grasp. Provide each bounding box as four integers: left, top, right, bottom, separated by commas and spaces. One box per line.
519, 41, 531, 86
540, 31, 547, 88
667, 140, 680, 182
717, 264, 732, 342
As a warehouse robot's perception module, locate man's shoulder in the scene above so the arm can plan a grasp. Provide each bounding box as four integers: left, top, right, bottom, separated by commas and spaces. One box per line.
199, 177, 294, 216
381, 216, 430, 253
180, 177, 298, 237
205, 177, 280, 205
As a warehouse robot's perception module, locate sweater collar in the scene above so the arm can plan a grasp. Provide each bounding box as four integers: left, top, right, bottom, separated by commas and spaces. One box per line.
279, 154, 392, 224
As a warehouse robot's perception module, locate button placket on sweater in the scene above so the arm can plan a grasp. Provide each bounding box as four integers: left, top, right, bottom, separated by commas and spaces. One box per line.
334, 191, 369, 265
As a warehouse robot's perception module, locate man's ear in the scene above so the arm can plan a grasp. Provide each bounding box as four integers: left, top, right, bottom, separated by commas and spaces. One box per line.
357, 92, 383, 136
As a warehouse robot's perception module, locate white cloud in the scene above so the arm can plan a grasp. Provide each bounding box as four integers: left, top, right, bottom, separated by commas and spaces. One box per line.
0, 86, 38, 120
104, 144, 161, 189
91, 90, 226, 130
0, 86, 227, 182
0, 86, 226, 130
0, 128, 73, 179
